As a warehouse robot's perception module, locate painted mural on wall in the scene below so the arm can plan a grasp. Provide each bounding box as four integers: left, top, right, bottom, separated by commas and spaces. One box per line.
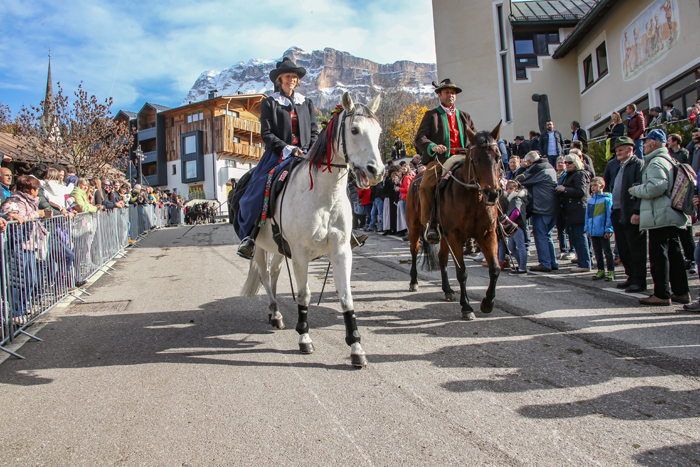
621, 0, 680, 81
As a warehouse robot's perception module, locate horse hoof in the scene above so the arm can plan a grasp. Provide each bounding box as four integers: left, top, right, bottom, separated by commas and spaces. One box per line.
444, 292, 456, 302
409, 283, 418, 292
462, 311, 476, 321
480, 298, 494, 314
351, 354, 368, 367
270, 318, 285, 330
299, 342, 315, 354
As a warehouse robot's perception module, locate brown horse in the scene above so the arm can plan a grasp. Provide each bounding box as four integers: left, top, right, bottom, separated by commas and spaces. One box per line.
406, 123, 502, 321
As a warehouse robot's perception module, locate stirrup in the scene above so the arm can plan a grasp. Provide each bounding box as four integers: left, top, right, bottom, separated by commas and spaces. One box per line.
237, 237, 256, 260
350, 233, 368, 249
423, 222, 441, 244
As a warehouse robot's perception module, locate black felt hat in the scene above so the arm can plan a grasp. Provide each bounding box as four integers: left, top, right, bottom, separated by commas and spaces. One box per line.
433, 78, 462, 94
269, 57, 307, 83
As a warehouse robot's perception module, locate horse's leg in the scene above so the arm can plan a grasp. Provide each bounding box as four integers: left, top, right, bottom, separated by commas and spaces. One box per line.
291, 255, 314, 354
268, 254, 285, 328
408, 226, 421, 292
329, 244, 367, 367
448, 236, 475, 321
254, 249, 284, 329
478, 231, 500, 314
438, 239, 456, 301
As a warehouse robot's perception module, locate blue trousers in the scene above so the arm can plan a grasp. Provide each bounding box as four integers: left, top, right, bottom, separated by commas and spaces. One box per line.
568, 223, 591, 268
531, 214, 558, 269
370, 198, 383, 231
508, 228, 528, 271
634, 139, 644, 159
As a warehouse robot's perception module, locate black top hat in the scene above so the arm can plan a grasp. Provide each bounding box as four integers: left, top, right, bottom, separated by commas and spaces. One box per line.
269, 57, 307, 83
433, 79, 462, 94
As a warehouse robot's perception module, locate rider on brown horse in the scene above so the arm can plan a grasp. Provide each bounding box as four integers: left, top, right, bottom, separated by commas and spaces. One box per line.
414, 79, 476, 243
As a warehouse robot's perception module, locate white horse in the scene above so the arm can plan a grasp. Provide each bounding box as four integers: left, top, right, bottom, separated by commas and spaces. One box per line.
241, 92, 384, 367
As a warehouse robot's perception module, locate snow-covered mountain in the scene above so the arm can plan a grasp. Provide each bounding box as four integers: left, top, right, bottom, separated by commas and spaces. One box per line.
182, 47, 437, 109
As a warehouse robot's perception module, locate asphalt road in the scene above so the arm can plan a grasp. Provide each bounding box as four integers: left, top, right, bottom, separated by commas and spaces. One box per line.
1, 223, 699, 466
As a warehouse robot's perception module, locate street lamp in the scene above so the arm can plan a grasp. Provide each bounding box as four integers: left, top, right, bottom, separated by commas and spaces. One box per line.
135, 145, 145, 186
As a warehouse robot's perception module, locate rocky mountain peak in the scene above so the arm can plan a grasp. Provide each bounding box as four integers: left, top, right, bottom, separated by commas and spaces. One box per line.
182, 47, 437, 110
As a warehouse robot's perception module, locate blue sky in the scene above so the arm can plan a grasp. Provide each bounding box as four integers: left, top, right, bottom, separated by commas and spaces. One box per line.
0, 0, 436, 116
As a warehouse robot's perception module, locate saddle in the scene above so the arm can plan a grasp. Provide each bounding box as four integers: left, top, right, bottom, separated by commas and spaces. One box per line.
437, 160, 464, 191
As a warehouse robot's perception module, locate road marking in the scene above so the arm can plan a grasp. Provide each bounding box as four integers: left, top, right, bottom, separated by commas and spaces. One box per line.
602, 287, 649, 299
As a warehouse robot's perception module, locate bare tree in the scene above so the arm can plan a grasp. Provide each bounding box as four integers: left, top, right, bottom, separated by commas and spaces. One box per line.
13, 83, 133, 177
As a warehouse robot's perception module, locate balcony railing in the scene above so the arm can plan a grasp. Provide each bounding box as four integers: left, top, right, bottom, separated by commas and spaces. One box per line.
142, 150, 157, 164
228, 142, 264, 160
138, 126, 157, 141
144, 174, 159, 186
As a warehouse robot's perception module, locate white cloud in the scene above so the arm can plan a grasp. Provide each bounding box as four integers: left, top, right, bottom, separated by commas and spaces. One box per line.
0, 0, 436, 112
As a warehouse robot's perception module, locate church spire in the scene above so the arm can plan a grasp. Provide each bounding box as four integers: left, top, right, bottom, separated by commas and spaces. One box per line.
41, 51, 55, 138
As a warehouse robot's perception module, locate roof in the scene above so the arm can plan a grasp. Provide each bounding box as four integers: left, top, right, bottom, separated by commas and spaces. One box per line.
116, 110, 137, 119
510, 0, 599, 26
146, 103, 172, 112
0, 131, 67, 164
552, 0, 617, 58
159, 94, 267, 116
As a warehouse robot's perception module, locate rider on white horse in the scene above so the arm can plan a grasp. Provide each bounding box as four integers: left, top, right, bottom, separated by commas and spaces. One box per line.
236, 57, 319, 259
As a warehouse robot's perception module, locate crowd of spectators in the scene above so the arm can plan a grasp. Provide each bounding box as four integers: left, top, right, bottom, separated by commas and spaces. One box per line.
356, 101, 700, 311
0, 161, 186, 323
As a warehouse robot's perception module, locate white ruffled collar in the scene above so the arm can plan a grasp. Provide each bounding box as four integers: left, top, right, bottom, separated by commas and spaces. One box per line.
271, 91, 305, 106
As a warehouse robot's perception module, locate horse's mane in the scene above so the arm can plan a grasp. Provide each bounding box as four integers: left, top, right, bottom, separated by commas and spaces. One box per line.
472, 130, 495, 148
307, 103, 378, 173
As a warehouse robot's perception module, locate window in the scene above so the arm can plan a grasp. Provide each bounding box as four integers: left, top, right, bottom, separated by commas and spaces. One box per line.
497, 4, 506, 52
500, 54, 512, 122
583, 55, 594, 88
233, 136, 240, 143
185, 160, 197, 179
596, 42, 608, 77
185, 111, 204, 123
184, 135, 196, 154
141, 162, 157, 177
224, 110, 239, 118
660, 66, 700, 116
172, 164, 176, 175
513, 30, 559, 80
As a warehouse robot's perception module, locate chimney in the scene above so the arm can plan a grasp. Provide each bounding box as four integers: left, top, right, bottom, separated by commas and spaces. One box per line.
208, 89, 218, 99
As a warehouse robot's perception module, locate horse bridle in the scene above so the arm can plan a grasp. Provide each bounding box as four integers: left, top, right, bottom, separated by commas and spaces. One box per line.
437, 141, 501, 206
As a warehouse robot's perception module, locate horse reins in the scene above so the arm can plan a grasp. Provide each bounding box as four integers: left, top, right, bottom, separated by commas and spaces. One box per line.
437, 142, 500, 205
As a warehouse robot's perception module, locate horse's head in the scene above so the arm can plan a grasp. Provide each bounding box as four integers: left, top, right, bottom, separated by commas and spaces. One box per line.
464, 122, 503, 206
340, 92, 385, 189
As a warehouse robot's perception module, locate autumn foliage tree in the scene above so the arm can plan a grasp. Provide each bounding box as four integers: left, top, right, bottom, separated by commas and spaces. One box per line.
13, 83, 133, 177
390, 105, 429, 156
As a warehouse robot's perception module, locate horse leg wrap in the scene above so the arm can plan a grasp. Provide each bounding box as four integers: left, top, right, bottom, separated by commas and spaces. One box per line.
343, 311, 361, 346
296, 305, 309, 335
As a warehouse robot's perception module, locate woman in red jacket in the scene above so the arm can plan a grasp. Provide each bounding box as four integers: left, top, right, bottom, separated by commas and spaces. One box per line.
396, 166, 414, 238
358, 186, 372, 230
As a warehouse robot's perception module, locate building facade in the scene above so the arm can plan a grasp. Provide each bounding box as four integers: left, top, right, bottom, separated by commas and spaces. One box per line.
119, 93, 265, 205
432, 0, 700, 141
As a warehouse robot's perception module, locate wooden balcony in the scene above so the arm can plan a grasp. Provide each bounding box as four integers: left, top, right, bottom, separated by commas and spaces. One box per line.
221, 142, 264, 161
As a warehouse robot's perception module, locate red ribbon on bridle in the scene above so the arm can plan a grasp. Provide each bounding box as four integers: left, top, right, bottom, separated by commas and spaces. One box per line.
308, 107, 342, 190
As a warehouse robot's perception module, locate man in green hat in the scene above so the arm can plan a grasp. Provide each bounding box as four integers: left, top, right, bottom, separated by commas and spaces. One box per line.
608, 136, 647, 294
414, 79, 475, 243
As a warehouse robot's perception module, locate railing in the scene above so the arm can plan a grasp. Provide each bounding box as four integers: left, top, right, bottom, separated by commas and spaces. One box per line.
142, 150, 157, 164
138, 126, 157, 141
0, 204, 184, 359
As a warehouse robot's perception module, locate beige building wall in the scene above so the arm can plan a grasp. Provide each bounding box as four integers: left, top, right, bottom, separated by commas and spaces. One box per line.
432, 0, 582, 142
432, 0, 700, 142
570, 0, 700, 134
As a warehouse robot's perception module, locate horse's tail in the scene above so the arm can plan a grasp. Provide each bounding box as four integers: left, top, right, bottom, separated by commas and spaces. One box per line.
419, 236, 440, 272
241, 257, 261, 297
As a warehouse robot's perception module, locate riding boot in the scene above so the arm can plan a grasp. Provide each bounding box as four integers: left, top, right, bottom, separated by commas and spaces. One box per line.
237, 237, 256, 259
237, 223, 260, 260
350, 232, 368, 249
420, 162, 440, 243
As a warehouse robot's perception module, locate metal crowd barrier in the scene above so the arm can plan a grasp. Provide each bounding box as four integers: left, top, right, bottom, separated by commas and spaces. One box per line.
0, 204, 186, 359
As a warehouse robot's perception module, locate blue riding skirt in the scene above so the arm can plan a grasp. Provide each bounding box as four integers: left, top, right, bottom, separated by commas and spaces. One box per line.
236, 147, 294, 239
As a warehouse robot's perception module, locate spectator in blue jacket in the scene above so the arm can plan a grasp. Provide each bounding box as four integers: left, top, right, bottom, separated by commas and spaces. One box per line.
585, 177, 614, 281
